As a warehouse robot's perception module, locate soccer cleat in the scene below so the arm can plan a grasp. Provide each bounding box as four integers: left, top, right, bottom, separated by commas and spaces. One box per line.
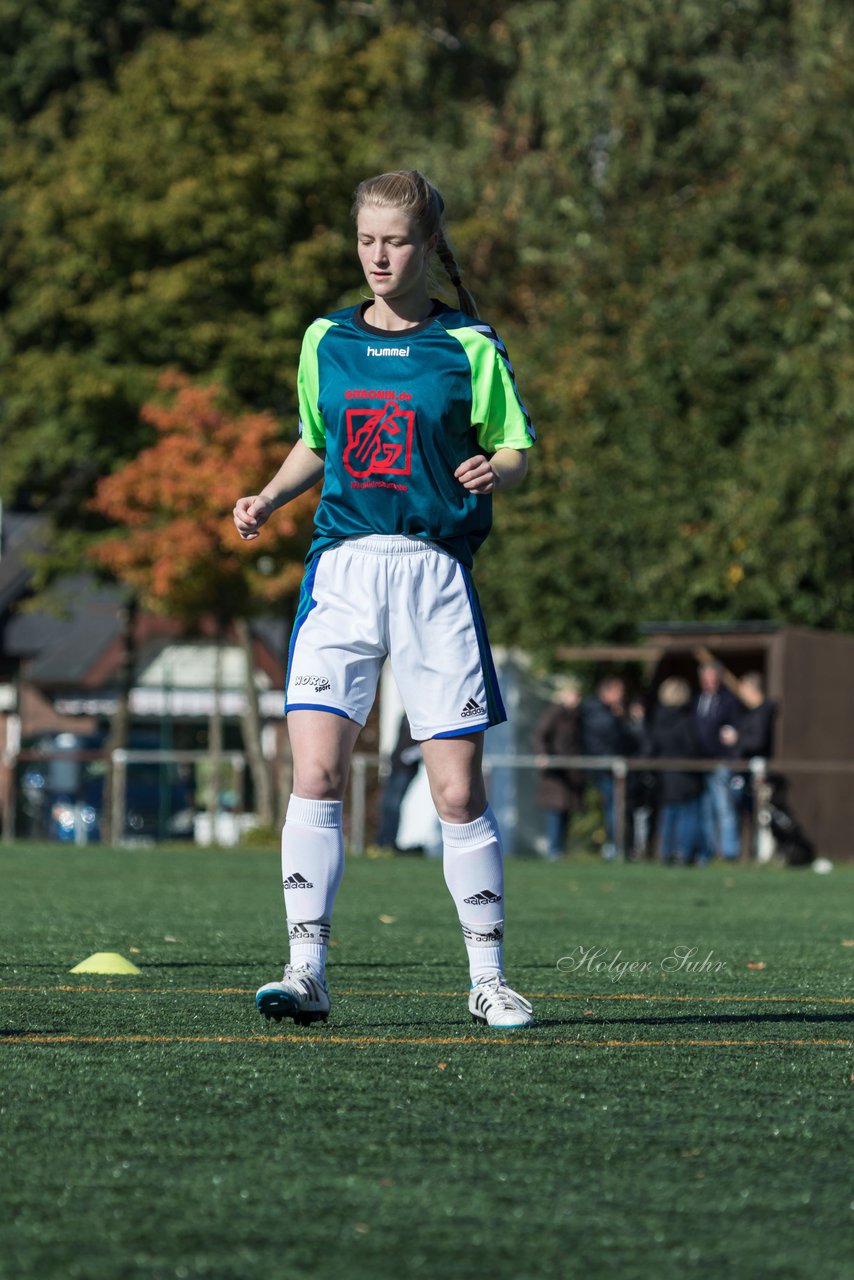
256, 964, 330, 1027
469, 975, 534, 1029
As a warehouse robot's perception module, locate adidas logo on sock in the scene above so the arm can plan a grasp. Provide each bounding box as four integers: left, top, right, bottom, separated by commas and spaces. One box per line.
283, 873, 314, 889
463, 924, 504, 945
288, 919, 331, 943
464, 889, 503, 905
460, 697, 485, 719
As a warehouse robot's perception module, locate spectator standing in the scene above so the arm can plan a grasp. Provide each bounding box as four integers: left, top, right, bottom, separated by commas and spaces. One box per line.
375, 714, 422, 851
580, 676, 628, 860
733, 672, 776, 760
532, 679, 584, 860
648, 678, 704, 865
624, 696, 656, 860
693, 661, 742, 861
729, 672, 777, 824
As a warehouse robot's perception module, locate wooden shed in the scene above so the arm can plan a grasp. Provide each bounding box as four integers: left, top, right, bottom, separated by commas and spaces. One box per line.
559, 622, 854, 861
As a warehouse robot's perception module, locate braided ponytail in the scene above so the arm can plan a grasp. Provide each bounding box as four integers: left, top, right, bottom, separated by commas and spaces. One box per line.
435, 229, 479, 319
352, 169, 478, 318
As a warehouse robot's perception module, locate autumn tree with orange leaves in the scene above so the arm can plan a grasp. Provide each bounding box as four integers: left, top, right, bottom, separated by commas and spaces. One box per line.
91, 373, 313, 615
90, 373, 317, 826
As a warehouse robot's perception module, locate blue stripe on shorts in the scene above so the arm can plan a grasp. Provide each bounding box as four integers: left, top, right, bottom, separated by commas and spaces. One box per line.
286, 703, 351, 719
458, 564, 506, 728
285, 557, 321, 714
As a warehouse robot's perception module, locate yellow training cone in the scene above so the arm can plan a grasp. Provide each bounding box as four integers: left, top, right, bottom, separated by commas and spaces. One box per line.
70, 952, 141, 975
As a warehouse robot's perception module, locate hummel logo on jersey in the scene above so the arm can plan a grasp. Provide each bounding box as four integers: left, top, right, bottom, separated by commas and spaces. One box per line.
464, 889, 503, 905
366, 344, 410, 357
460, 697, 485, 719
283, 873, 314, 889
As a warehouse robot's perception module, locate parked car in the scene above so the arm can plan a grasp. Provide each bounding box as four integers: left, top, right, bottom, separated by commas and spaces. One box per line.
19, 732, 194, 842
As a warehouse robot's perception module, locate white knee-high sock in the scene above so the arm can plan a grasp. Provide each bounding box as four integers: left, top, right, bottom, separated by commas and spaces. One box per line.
441, 805, 504, 984
281, 794, 345, 980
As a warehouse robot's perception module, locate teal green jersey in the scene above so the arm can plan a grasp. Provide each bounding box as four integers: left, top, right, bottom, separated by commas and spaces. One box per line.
297, 301, 535, 567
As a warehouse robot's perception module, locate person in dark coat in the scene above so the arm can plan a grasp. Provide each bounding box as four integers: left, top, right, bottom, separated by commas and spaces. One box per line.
649, 677, 705, 865
375, 714, 421, 851
532, 679, 584, 859
733, 672, 776, 759
693, 661, 743, 861
728, 671, 778, 823
624, 696, 657, 860
580, 675, 629, 859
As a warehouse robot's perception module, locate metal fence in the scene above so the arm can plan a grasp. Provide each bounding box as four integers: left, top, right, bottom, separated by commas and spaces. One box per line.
2, 746, 247, 844
347, 752, 779, 860
4, 743, 853, 857
347, 752, 854, 860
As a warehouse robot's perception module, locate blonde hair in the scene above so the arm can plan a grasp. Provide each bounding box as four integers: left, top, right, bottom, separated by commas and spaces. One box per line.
658, 677, 691, 708
351, 169, 478, 317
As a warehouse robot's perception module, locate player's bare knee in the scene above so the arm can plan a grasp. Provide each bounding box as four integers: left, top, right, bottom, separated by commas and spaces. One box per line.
432, 778, 487, 825
292, 761, 347, 801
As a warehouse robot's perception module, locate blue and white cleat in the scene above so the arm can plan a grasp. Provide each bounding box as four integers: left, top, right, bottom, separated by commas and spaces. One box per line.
469, 975, 534, 1028
256, 964, 330, 1027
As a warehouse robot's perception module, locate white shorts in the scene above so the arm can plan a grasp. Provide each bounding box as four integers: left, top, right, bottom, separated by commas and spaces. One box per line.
285, 535, 505, 740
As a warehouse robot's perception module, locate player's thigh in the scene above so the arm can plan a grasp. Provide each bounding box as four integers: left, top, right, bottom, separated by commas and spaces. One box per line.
286, 547, 386, 724
387, 552, 503, 740
287, 710, 363, 801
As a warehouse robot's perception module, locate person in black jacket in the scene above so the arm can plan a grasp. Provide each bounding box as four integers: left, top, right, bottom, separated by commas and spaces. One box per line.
375, 714, 422, 851
649, 677, 705, 865
532, 679, 585, 859
693, 661, 743, 861
728, 671, 778, 823
733, 672, 776, 759
580, 676, 629, 860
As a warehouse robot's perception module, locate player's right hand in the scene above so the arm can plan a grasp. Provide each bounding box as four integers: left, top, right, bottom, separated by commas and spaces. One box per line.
233, 495, 273, 541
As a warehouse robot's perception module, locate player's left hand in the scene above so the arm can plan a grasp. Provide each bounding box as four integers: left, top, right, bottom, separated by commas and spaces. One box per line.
455, 455, 498, 494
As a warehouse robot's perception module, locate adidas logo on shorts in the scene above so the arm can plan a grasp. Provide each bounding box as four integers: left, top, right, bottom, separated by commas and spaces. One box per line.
463, 889, 503, 905
460, 697, 485, 719
283, 873, 314, 889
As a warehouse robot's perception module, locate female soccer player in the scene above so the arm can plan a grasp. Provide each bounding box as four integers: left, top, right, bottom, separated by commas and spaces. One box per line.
233, 170, 535, 1028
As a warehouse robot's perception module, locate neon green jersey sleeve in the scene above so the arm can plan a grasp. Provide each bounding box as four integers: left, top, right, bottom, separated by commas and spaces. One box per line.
296, 318, 335, 446
451, 326, 535, 453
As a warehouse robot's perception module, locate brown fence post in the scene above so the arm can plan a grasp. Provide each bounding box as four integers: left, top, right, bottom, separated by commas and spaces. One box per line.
1, 748, 17, 843
613, 757, 628, 861
349, 753, 367, 855
751, 757, 773, 862
111, 749, 127, 846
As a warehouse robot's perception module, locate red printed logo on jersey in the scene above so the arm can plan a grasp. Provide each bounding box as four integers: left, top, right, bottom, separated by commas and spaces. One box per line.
343, 391, 414, 480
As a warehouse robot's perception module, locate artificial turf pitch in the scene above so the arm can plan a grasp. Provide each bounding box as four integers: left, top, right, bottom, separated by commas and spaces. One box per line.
1, 846, 851, 1280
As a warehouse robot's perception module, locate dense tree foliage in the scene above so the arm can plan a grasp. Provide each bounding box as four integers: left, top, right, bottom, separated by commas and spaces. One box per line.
0, 0, 200, 127
1, 0, 852, 655
474, 0, 854, 648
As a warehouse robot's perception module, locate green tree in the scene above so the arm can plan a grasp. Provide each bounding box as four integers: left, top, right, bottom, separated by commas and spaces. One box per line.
0, 1, 422, 543
474, 0, 854, 655
0, 0, 199, 128
3, 0, 853, 665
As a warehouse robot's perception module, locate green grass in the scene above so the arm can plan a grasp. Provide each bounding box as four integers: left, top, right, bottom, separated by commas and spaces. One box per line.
1, 845, 852, 1280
